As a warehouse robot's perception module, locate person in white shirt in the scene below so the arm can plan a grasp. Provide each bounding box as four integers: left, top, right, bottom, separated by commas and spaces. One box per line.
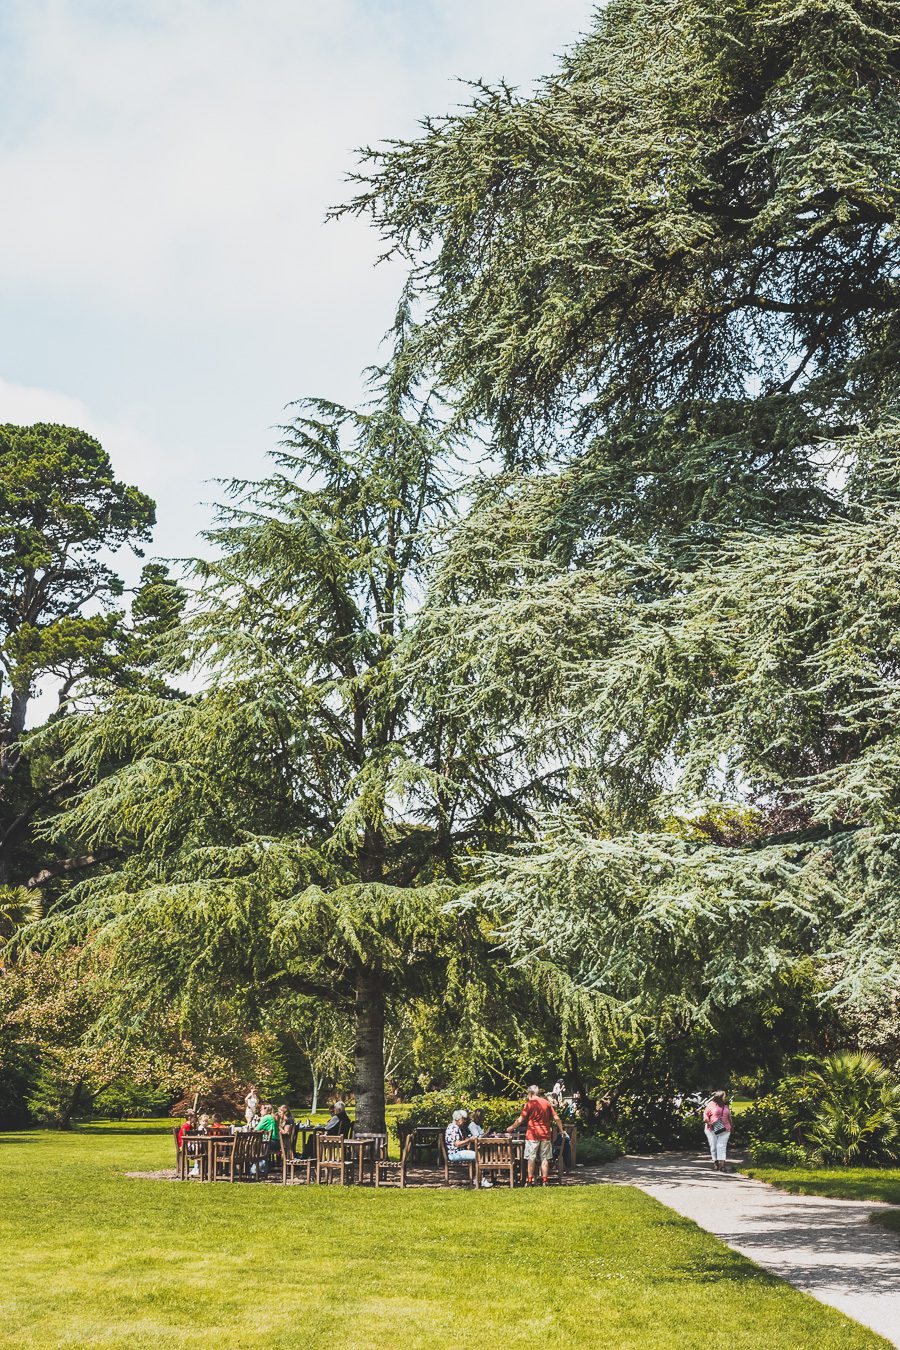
244, 1085, 260, 1126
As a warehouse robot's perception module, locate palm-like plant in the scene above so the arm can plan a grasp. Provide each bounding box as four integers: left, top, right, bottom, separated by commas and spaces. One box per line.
803, 1052, 900, 1167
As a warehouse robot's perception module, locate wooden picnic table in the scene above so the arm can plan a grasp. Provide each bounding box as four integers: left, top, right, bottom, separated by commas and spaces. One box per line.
341, 1137, 376, 1184
181, 1131, 235, 1182
294, 1126, 320, 1156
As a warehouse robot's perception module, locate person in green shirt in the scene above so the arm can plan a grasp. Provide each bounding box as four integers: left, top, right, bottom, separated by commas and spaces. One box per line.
254, 1103, 279, 1140
252, 1102, 279, 1176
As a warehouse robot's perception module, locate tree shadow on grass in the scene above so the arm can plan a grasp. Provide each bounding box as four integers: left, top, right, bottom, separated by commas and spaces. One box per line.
75, 1125, 173, 1136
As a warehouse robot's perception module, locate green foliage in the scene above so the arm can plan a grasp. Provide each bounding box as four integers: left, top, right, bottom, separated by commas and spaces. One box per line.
804, 1052, 900, 1166
576, 1135, 622, 1165
743, 1052, 900, 1165
747, 1142, 810, 1168
347, 0, 900, 456
26, 368, 557, 1132
349, 0, 900, 1017
0, 423, 166, 905
88, 1080, 174, 1120
394, 1090, 524, 1136
597, 1095, 702, 1154
0, 422, 155, 750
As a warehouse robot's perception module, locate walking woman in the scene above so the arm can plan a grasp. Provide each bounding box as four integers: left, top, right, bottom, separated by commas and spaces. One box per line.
703, 1091, 733, 1170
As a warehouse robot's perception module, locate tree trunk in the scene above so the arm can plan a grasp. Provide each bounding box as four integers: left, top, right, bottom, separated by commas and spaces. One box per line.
310, 1070, 322, 1116
0, 686, 29, 781
59, 1077, 84, 1130
352, 965, 386, 1132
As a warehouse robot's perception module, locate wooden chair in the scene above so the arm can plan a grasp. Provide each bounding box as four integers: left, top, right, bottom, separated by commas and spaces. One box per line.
316, 1133, 349, 1185
475, 1136, 518, 1188
352, 1131, 387, 1183
353, 1131, 388, 1160
438, 1131, 475, 1186
226, 1131, 248, 1180
551, 1124, 577, 1180
179, 1132, 208, 1180
408, 1125, 442, 1164
210, 1133, 239, 1182
243, 1131, 268, 1180
374, 1132, 413, 1188
279, 1129, 313, 1184
173, 1127, 186, 1180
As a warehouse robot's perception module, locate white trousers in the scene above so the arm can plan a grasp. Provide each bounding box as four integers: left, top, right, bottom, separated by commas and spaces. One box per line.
705, 1127, 730, 1161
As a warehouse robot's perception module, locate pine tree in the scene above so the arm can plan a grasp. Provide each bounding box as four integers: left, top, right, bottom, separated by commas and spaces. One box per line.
39, 371, 558, 1130
340, 0, 900, 1015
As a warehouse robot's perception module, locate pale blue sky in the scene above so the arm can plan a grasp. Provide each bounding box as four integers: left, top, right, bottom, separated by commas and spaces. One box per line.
0, 0, 594, 568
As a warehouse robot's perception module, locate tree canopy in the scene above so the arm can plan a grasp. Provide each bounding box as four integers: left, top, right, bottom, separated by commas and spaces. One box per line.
344, 0, 900, 1020
8, 1, 900, 1127
36, 375, 561, 1129
348, 0, 900, 462
0, 423, 158, 891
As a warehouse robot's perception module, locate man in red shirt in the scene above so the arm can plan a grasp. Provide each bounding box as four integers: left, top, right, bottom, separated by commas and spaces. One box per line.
507, 1085, 564, 1186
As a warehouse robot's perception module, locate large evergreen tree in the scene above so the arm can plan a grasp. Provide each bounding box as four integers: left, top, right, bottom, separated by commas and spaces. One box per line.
40, 373, 559, 1129
342, 0, 900, 1014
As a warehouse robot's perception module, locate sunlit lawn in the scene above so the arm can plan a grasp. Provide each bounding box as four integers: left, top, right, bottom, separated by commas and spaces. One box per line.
744, 1165, 900, 1206
744, 1164, 900, 1241
0, 1121, 889, 1349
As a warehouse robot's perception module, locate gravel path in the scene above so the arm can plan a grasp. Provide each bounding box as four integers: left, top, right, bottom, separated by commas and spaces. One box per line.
601, 1152, 900, 1347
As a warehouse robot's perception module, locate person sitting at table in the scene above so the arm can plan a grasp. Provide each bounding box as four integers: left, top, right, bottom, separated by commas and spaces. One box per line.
467, 1109, 486, 1141
176, 1109, 196, 1149
252, 1102, 279, 1174
301, 1099, 352, 1157
275, 1104, 295, 1156
324, 1100, 352, 1137
445, 1109, 476, 1163
197, 1113, 210, 1134
255, 1103, 279, 1141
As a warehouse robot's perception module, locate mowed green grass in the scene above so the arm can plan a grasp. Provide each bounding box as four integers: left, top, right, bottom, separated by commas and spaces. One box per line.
745, 1165, 900, 1206
0, 1122, 888, 1350
744, 1165, 900, 1242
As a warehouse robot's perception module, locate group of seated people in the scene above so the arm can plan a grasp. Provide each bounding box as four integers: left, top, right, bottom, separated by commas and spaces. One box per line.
444, 1086, 574, 1186
176, 1099, 353, 1176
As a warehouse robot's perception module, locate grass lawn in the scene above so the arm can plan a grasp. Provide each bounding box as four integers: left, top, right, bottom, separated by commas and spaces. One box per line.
0, 1121, 889, 1350
744, 1165, 900, 1206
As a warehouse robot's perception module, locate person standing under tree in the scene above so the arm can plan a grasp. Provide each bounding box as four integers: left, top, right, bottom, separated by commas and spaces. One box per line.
507, 1086, 564, 1186
244, 1084, 260, 1126
703, 1091, 733, 1171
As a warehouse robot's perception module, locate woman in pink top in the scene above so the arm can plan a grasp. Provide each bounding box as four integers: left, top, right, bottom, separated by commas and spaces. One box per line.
702, 1091, 733, 1171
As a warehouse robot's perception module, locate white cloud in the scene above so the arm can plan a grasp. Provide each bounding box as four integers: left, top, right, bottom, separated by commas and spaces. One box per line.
0, 1, 591, 316
0, 1, 595, 557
